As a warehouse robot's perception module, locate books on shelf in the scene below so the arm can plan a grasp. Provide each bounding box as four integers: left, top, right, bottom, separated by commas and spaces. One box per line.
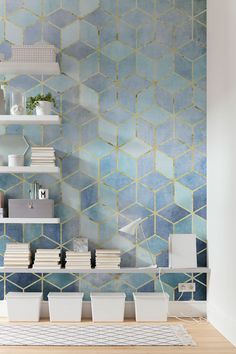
95, 249, 121, 269
65, 251, 91, 269
4, 243, 31, 268
31, 147, 56, 167
33, 248, 61, 269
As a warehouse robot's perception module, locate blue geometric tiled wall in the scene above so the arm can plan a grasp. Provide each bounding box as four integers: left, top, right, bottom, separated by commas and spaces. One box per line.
0, 0, 206, 301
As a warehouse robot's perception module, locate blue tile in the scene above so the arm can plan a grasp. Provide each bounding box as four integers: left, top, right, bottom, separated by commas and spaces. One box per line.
100, 152, 117, 177
118, 151, 136, 179
137, 22, 155, 48
156, 86, 174, 113
85, 8, 111, 28
195, 207, 206, 219
7, 273, 40, 289
158, 204, 190, 223
175, 54, 192, 81
174, 215, 192, 234
65, 171, 95, 190
175, 151, 192, 178
178, 172, 206, 190
123, 9, 151, 28
175, 20, 192, 48
156, 119, 174, 144
175, 0, 192, 15
104, 106, 130, 125
156, 184, 174, 210
47, 9, 76, 28
118, 0, 136, 15
43, 23, 60, 48
138, 151, 155, 178
118, 21, 136, 48
24, 21, 42, 44
43, 224, 60, 244
140, 172, 170, 191
137, 184, 154, 211
141, 42, 168, 60
193, 0, 206, 15
121, 204, 152, 221
159, 139, 188, 158
0, 174, 20, 190
175, 86, 193, 112
64, 41, 94, 60
104, 172, 133, 191
81, 184, 98, 210
119, 88, 136, 113
194, 185, 206, 211
6, 0, 22, 14
194, 21, 206, 45
138, 0, 154, 13
194, 151, 206, 176
84, 73, 112, 93
100, 55, 117, 81
62, 217, 80, 243
84, 203, 114, 222
180, 41, 206, 60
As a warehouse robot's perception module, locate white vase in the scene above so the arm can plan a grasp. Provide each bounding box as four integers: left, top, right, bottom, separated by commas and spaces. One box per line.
36, 101, 52, 115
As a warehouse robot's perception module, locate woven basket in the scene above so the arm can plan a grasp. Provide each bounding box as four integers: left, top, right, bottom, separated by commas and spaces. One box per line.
10, 45, 56, 63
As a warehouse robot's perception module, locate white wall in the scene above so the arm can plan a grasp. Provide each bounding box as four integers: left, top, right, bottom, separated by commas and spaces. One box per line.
207, 0, 236, 346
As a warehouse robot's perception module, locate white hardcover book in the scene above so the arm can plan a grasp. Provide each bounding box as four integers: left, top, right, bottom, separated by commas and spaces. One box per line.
169, 234, 197, 268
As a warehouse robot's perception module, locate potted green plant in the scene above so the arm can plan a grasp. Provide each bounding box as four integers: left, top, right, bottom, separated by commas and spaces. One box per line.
26, 93, 56, 115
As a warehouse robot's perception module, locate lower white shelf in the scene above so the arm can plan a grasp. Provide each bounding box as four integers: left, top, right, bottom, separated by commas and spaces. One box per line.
0, 166, 60, 174
0, 115, 60, 125
0, 267, 210, 274
0, 218, 60, 224
0, 62, 60, 75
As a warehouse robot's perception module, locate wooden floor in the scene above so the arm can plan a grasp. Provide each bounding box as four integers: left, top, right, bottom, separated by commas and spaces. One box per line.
0, 319, 235, 354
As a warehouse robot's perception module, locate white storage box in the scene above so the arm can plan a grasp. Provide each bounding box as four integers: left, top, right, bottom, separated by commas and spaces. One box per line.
6, 292, 42, 322
91, 293, 126, 322
133, 292, 169, 322
48, 292, 84, 322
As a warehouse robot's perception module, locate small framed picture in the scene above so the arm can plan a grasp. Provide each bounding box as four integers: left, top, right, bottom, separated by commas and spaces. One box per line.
73, 237, 88, 252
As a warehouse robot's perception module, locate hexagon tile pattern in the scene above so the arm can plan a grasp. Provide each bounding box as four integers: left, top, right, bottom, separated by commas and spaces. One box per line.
0, 0, 206, 302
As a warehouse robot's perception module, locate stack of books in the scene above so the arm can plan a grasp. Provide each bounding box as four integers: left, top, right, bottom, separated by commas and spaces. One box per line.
95, 249, 121, 269
65, 251, 91, 269
31, 147, 56, 167
33, 249, 61, 269
4, 243, 31, 268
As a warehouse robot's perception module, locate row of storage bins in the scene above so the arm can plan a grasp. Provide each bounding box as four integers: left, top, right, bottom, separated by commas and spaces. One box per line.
6, 292, 169, 322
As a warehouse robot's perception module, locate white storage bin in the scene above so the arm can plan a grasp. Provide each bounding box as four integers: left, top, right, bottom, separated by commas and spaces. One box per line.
133, 292, 169, 322
48, 292, 84, 322
6, 292, 42, 322
91, 293, 126, 322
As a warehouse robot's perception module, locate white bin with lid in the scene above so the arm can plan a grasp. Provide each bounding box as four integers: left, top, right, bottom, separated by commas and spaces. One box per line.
91, 292, 126, 322
48, 292, 84, 322
133, 292, 169, 322
6, 292, 42, 322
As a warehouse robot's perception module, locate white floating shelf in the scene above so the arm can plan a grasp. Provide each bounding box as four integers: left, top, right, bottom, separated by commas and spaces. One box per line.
0, 166, 60, 174
159, 267, 210, 274
0, 115, 60, 125
0, 218, 60, 224
0, 62, 60, 75
0, 267, 210, 274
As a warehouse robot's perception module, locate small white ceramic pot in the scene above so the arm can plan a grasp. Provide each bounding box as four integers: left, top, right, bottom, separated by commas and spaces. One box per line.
36, 101, 52, 115
8, 154, 24, 167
